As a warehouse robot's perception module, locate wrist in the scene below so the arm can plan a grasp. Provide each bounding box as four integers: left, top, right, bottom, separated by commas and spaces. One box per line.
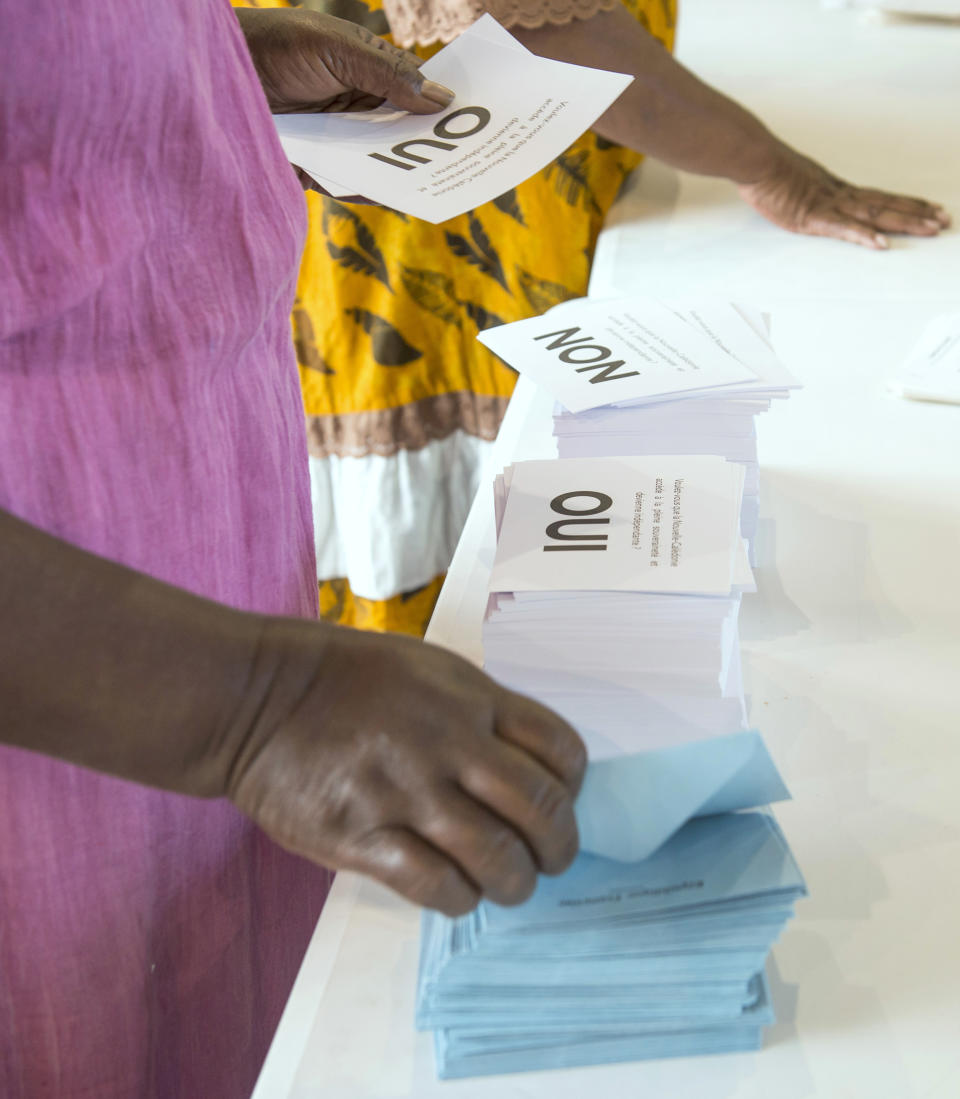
215, 614, 340, 806
0, 508, 275, 800
728, 133, 799, 188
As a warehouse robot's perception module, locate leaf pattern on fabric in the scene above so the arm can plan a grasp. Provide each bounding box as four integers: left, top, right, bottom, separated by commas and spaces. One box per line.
656, 0, 676, 29
345, 307, 422, 366
401, 266, 463, 328
322, 201, 392, 290
321, 198, 360, 234
545, 151, 602, 215
467, 214, 509, 289
292, 300, 336, 374
351, 220, 392, 289
515, 266, 576, 314
594, 135, 618, 152
492, 189, 526, 226
318, 578, 348, 624
326, 242, 382, 281
444, 214, 510, 293
461, 300, 505, 331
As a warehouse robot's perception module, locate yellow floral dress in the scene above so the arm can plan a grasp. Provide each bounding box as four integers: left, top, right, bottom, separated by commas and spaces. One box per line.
243, 0, 675, 635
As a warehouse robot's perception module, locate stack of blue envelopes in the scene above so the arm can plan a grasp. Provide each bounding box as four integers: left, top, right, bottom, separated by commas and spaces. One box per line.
417, 732, 807, 1079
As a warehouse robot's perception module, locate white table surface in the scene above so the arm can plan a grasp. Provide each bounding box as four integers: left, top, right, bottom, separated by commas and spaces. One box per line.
253, 2, 960, 1095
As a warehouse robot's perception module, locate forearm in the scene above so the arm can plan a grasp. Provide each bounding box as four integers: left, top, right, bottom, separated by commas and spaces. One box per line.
0, 508, 263, 797
513, 7, 787, 184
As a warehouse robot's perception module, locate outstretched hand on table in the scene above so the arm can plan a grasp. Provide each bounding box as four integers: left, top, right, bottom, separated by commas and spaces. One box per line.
513, 8, 951, 251
738, 145, 951, 249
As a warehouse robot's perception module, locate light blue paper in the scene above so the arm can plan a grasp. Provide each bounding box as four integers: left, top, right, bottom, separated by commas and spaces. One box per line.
434, 973, 773, 1078
416, 733, 805, 1080
575, 730, 790, 862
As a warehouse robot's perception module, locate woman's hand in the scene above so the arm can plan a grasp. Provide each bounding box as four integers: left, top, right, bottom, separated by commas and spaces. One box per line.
235, 7, 453, 114
738, 146, 951, 249
515, 8, 950, 250
224, 618, 587, 916
1, 510, 584, 919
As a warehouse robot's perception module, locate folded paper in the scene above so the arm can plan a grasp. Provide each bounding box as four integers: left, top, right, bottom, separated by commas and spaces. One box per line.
575, 730, 790, 862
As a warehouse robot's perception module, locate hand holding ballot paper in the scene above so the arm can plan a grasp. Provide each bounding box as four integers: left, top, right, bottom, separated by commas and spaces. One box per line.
273, 17, 632, 222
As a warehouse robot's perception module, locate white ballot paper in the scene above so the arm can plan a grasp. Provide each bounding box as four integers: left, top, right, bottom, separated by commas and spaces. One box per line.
273, 16, 632, 223
478, 296, 771, 411
489, 455, 745, 596
889, 310, 960, 404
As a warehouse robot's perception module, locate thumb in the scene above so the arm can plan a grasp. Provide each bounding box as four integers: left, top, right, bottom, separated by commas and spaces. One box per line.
336, 27, 455, 114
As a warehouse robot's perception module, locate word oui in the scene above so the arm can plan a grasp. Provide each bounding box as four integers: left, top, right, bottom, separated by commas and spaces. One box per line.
368, 107, 491, 171
533, 326, 641, 385
543, 491, 613, 552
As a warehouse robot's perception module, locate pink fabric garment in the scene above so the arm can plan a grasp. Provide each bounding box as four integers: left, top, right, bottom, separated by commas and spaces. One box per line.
0, 1, 331, 1095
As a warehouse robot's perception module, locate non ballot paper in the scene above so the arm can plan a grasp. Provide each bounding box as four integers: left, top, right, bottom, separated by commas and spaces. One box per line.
489, 455, 745, 596
273, 16, 632, 223
478, 296, 798, 412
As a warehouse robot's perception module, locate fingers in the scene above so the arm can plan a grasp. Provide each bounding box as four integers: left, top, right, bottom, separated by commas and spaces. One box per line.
416, 786, 541, 905
456, 737, 580, 877
835, 187, 950, 236
803, 209, 890, 250
347, 826, 481, 916
335, 21, 454, 115
496, 691, 588, 793
738, 148, 951, 249
848, 187, 951, 225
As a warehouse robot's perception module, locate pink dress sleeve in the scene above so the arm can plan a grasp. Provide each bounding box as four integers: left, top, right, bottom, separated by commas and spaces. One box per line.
382, 0, 621, 49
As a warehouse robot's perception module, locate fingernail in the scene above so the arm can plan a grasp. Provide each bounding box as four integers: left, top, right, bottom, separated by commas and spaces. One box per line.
875, 234, 889, 249
924, 217, 943, 230
421, 80, 455, 107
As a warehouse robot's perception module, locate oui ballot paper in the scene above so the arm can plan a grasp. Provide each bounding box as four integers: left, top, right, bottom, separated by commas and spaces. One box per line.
272, 16, 632, 223
489, 456, 746, 596
478, 296, 799, 412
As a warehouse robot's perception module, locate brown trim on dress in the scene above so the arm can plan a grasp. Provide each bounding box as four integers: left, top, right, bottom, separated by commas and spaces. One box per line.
305, 391, 511, 459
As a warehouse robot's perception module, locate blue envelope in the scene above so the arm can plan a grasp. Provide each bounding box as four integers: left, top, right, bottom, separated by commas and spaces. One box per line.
575, 730, 790, 863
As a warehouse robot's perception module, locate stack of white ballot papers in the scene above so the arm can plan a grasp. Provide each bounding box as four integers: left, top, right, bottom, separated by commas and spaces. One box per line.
416, 453, 806, 1079
417, 734, 807, 1079
485, 455, 754, 756
273, 17, 632, 223
477, 296, 799, 550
